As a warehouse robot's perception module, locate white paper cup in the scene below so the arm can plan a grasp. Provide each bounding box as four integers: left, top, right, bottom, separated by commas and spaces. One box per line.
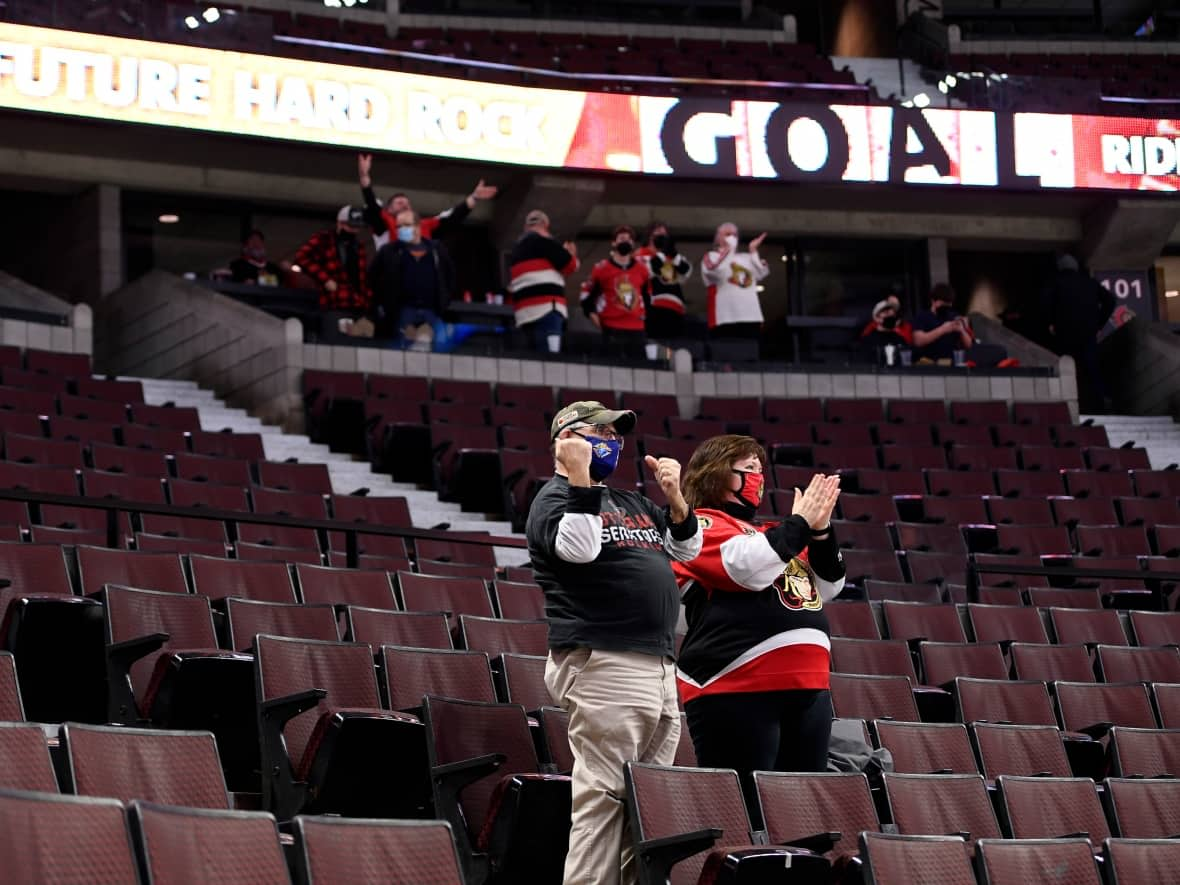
645, 343, 660, 360
546, 334, 561, 353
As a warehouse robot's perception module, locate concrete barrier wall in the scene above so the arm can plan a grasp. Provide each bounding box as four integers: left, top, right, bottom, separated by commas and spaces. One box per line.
95, 271, 303, 427
0, 270, 93, 356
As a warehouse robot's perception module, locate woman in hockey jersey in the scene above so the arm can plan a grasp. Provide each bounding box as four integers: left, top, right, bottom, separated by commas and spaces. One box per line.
700, 222, 769, 339
674, 435, 843, 821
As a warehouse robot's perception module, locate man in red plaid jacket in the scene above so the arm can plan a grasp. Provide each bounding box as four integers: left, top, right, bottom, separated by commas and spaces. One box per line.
294, 206, 372, 312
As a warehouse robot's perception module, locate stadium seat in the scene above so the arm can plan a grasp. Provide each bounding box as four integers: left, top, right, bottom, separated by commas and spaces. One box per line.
1117, 497, 1180, 528
893, 523, 965, 554
858, 833, 974, 885
0, 722, 59, 792
924, 496, 988, 525
1010, 642, 1095, 683
967, 604, 1050, 646
905, 551, 968, 586
1050, 608, 1129, 647
425, 696, 573, 885
254, 634, 427, 820
346, 608, 452, 649
459, 615, 548, 658
975, 838, 1101, 885
492, 579, 545, 621
997, 774, 1110, 842
837, 494, 898, 523
934, 424, 993, 448
970, 722, 1071, 781
382, 646, 496, 711
1097, 645, 1180, 683
1055, 681, 1158, 736
831, 520, 893, 551
1102, 837, 1180, 884
77, 546, 187, 596
120, 424, 187, 453
1154, 683, 1180, 728
919, 642, 1006, 688
62, 723, 230, 808
830, 673, 919, 722
831, 638, 917, 681
297, 564, 397, 610
874, 721, 977, 775
950, 401, 1009, 425
5, 433, 84, 468
191, 430, 266, 461
841, 550, 904, 585
826, 398, 884, 424
863, 580, 943, 604
236, 542, 323, 565
955, 678, 1058, 727
0, 790, 138, 883
130, 801, 292, 885
189, 555, 297, 603
257, 461, 333, 495
1128, 611, 1180, 647
398, 572, 496, 629
763, 398, 824, 424
994, 424, 1053, 448
251, 487, 329, 520
1051, 496, 1118, 527
1131, 470, 1180, 499
1076, 525, 1152, 557
291, 816, 466, 885
994, 469, 1066, 498
237, 521, 320, 550
1108, 727, 1180, 778
128, 404, 201, 432
1013, 402, 1072, 425
825, 602, 881, 639
168, 478, 250, 512
90, 442, 168, 478
1027, 587, 1102, 609
1019, 445, 1087, 472
224, 598, 339, 650
882, 772, 1001, 844
882, 602, 967, 644
873, 423, 934, 447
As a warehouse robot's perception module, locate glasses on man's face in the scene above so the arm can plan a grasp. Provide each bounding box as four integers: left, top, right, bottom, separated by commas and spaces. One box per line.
575, 424, 624, 442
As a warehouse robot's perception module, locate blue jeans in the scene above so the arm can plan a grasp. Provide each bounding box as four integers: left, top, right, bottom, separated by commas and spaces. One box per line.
520, 309, 566, 353
398, 307, 440, 350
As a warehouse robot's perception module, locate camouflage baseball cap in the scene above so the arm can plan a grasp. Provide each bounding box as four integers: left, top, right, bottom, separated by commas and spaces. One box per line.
550, 400, 637, 439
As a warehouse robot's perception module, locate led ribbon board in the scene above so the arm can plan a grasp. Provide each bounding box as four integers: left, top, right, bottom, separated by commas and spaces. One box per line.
0, 22, 1177, 191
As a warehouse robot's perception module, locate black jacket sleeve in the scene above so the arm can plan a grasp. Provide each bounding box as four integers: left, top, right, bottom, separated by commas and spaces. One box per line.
430, 199, 473, 239
806, 526, 845, 582
361, 185, 388, 234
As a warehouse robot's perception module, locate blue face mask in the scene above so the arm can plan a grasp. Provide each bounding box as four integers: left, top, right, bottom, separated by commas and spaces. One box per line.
579, 434, 622, 481
397, 225, 415, 243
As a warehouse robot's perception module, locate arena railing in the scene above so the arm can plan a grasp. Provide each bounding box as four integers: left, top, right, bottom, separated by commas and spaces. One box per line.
967, 557, 1180, 612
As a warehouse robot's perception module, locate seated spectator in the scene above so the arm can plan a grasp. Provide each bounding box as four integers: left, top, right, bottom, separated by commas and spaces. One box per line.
368, 210, 456, 349
701, 223, 768, 340
580, 226, 651, 358
913, 283, 973, 363
858, 293, 912, 346
228, 230, 287, 286
637, 222, 692, 341
358, 152, 497, 249
858, 299, 910, 362
294, 206, 371, 313
508, 210, 579, 354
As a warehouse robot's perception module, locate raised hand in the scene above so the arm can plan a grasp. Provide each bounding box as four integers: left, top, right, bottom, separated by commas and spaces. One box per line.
646, 455, 689, 522
563, 241, 578, 257
749, 232, 768, 252
470, 179, 498, 201
792, 474, 840, 530
555, 435, 593, 484
358, 153, 372, 186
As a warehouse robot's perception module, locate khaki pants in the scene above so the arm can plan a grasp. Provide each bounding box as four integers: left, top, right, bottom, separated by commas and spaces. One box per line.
545, 648, 681, 885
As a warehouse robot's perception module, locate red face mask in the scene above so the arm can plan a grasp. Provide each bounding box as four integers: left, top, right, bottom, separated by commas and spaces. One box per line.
732, 468, 764, 509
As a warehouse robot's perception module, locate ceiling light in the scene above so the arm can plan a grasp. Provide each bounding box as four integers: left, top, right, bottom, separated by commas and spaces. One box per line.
938, 81, 948, 94
202, 7, 220, 23
184, 15, 199, 29
945, 74, 957, 88
912, 92, 930, 108
158, 214, 180, 224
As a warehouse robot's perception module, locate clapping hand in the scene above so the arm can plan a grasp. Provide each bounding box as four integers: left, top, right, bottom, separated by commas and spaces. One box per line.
645, 455, 689, 522
749, 232, 768, 252
792, 474, 841, 531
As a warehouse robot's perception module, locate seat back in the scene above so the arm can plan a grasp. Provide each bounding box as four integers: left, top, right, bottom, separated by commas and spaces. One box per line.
882, 602, 966, 643
1129, 611, 1180, 648
423, 696, 540, 842
383, 646, 495, 710
920, 642, 1006, 687
830, 638, 917, 681
492, 580, 545, 621
0, 790, 137, 883
626, 762, 752, 885
256, 461, 332, 495
459, 615, 548, 657
1050, 608, 1128, 646
347, 608, 452, 649
292, 816, 465, 885
1103, 837, 1180, 883
399, 572, 494, 621
1098, 646, 1180, 684
955, 678, 1056, 726
859, 833, 975, 885
0, 654, 24, 723
830, 673, 919, 722
297, 564, 397, 610
77, 546, 187, 596
825, 601, 881, 639
1109, 727, 1180, 778
130, 801, 291, 884
1055, 681, 1158, 733
1010, 643, 1095, 683
874, 722, 978, 775
883, 773, 1000, 843
975, 838, 1100, 885
998, 775, 1110, 841
0, 722, 59, 792
190, 555, 296, 603
754, 771, 878, 863
971, 723, 1071, 781
967, 604, 1049, 645
225, 599, 339, 651
254, 636, 382, 770
1104, 778, 1180, 839
63, 723, 229, 809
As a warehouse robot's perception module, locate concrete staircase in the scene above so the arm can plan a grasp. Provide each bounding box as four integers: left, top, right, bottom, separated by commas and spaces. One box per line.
1082, 414, 1180, 470
136, 377, 526, 565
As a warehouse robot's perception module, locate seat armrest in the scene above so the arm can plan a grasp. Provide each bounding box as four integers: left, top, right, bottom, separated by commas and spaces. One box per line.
780, 831, 841, 854
105, 632, 169, 724
258, 688, 327, 820
637, 828, 724, 883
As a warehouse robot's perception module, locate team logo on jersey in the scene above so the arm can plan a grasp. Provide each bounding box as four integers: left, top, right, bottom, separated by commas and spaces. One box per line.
774, 558, 822, 612
698, 516, 713, 529
728, 262, 753, 288
616, 278, 636, 309
740, 525, 757, 536
659, 260, 676, 283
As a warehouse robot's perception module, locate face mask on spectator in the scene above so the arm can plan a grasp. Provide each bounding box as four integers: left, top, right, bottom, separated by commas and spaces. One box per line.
653, 235, 672, 253
397, 225, 415, 243
614, 240, 633, 256
245, 247, 266, 262
724, 234, 739, 249
881, 315, 898, 330
731, 469, 764, 509
577, 433, 622, 481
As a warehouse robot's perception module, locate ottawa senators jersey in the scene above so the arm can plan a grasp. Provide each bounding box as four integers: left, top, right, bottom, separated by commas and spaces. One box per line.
579, 257, 651, 331
673, 507, 845, 703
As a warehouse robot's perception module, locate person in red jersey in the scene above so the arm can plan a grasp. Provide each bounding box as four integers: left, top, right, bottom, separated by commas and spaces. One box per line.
674, 435, 843, 824
580, 225, 652, 358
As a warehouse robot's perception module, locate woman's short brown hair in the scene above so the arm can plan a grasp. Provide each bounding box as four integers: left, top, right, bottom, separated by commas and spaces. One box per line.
682, 434, 767, 511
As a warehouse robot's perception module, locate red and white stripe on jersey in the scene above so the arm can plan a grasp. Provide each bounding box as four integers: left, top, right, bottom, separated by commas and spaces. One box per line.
651, 292, 686, 313
677, 628, 831, 703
